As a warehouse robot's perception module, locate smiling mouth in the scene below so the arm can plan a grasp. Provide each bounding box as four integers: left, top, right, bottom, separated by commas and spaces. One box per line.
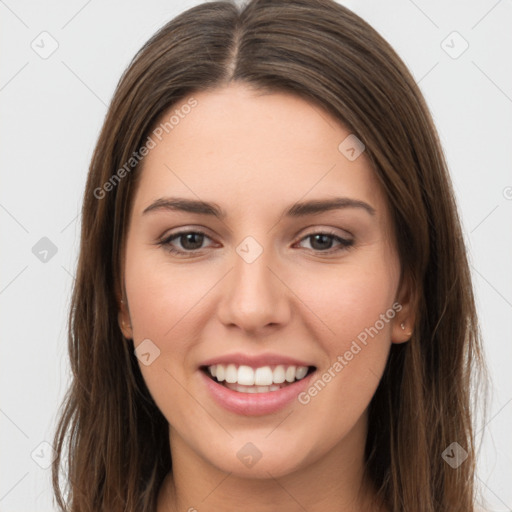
201, 364, 316, 393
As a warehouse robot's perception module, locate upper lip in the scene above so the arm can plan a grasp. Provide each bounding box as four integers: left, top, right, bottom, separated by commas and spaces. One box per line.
199, 352, 314, 369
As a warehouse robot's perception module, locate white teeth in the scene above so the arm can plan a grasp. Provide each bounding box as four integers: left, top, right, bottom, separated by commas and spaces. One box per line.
273, 365, 286, 383
295, 366, 308, 380
254, 366, 273, 386
285, 365, 296, 382
225, 364, 237, 383
224, 382, 282, 393
216, 364, 225, 382
237, 365, 255, 386
207, 363, 310, 388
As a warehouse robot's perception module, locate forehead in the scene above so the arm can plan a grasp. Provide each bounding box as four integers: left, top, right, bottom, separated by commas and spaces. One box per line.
132, 83, 388, 220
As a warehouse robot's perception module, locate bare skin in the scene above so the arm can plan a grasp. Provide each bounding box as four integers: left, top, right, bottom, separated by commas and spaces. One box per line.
118, 83, 414, 512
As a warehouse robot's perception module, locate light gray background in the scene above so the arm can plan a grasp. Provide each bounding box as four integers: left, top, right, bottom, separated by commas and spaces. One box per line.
1, 0, 511, 510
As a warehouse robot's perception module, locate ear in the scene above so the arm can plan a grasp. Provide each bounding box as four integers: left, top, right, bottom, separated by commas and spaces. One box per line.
391, 273, 416, 344
117, 294, 133, 340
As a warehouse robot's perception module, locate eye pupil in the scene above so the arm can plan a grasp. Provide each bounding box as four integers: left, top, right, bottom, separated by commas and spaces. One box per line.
181, 233, 204, 250
310, 234, 333, 250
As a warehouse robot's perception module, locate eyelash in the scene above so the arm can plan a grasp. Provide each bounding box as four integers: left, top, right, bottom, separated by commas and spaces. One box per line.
157, 229, 354, 256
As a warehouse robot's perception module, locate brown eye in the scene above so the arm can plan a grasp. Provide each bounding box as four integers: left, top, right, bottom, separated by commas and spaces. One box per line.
159, 230, 213, 255
297, 232, 354, 253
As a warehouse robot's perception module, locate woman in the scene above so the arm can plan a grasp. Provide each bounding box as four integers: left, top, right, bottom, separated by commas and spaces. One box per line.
52, 0, 486, 510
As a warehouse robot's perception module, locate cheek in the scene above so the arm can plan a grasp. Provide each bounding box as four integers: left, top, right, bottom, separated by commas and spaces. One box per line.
124, 244, 208, 342
123, 247, 209, 421
292, 255, 399, 410
299, 259, 398, 349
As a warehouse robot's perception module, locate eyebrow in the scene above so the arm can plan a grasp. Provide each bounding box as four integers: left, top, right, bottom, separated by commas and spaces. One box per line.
142, 196, 376, 218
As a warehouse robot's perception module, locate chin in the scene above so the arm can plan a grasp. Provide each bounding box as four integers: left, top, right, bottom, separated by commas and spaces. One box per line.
194, 431, 319, 480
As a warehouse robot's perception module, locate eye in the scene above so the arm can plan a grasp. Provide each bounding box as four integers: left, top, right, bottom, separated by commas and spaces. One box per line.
158, 230, 214, 255
157, 228, 354, 256
295, 230, 354, 253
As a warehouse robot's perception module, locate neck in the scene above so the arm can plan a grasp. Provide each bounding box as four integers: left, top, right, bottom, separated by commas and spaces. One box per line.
157, 412, 384, 512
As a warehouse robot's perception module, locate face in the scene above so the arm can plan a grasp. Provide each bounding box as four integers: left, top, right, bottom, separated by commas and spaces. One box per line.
119, 83, 412, 480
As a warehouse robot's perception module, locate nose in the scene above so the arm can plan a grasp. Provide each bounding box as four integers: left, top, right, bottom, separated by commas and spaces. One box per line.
217, 243, 291, 335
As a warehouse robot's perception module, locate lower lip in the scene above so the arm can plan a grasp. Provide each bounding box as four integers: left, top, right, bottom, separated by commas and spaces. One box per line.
200, 369, 315, 416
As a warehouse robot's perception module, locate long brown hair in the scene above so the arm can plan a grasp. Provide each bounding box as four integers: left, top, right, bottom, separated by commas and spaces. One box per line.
52, 1, 486, 510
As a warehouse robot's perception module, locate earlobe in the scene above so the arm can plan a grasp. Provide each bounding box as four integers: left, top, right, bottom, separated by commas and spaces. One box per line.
392, 319, 413, 344
391, 274, 416, 344
118, 298, 133, 339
